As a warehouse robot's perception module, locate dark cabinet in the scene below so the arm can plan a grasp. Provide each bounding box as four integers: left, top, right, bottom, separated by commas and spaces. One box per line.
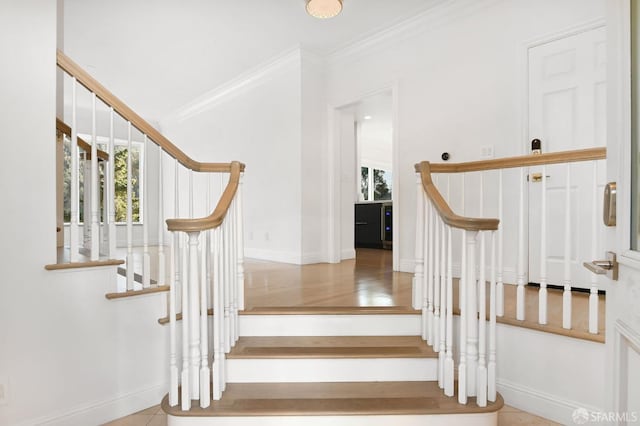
355, 202, 392, 249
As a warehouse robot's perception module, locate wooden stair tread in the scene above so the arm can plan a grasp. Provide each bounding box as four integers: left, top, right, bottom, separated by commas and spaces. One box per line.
45, 258, 124, 270
242, 306, 419, 315
162, 381, 503, 417
105, 285, 170, 300
228, 336, 436, 359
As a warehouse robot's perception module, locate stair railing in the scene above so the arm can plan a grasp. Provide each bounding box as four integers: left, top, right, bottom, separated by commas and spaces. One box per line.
57, 50, 245, 408
414, 147, 606, 406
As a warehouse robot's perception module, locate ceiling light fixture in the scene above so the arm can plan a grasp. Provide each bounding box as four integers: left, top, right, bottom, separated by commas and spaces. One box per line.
306, 0, 343, 19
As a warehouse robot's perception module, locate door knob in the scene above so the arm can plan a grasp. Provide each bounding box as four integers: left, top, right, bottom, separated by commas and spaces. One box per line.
583, 251, 618, 281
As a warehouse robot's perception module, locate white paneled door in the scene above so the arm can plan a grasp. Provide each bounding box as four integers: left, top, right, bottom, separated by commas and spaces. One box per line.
527, 26, 607, 290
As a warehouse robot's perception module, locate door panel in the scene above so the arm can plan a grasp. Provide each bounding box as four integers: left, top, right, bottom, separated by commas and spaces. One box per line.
528, 26, 607, 289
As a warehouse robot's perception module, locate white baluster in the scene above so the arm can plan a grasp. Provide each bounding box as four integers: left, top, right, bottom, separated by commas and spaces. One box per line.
180, 231, 190, 410
212, 228, 224, 399
126, 122, 134, 291
70, 78, 79, 262
477, 231, 487, 407
516, 168, 525, 320
157, 148, 166, 286
90, 93, 99, 260
224, 217, 231, 353
188, 232, 201, 400
433, 205, 441, 354
444, 226, 454, 397
438, 216, 446, 389
168, 230, 178, 406
563, 164, 572, 329
83, 156, 92, 251
237, 172, 245, 311
497, 170, 504, 317
589, 161, 599, 334
414, 173, 425, 310
466, 230, 478, 398
101, 161, 108, 254
232, 197, 239, 343
427, 202, 435, 346
539, 166, 548, 325
142, 135, 150, 288
488, 230, 497, 402
458, 229, 468, 404
422, 198, 430, 341
199, 230, 210, 408
107, 108, 116, 258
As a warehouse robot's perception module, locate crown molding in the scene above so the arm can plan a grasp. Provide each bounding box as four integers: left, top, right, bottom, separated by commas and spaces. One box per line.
327, 0, 504, 65
161, 46, 303, 126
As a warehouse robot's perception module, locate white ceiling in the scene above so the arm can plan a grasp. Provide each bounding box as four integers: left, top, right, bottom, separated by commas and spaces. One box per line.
63, 0, 444, 122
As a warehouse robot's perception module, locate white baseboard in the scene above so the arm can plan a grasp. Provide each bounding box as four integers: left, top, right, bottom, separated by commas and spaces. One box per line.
244, 248, 302, 264
20, 382, 167, 426
301, 252, 328, 264
497, 378, 605, 426
341, 248, 356, 260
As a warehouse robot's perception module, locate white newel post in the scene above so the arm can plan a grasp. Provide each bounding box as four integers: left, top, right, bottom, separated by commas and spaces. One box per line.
422, 198, 430, 341
168, 229, 178, 407
488, 230, 497, 402
433, 210, 441, 354
427, 202, 435, 346
157, 148, 166, 286
414, 172, 425, 310
458, 229, 468, 404
180, 231, 190, 410
188, 232, 201, 401
466, 230, 478, 398
477, 231, 487, 407
438, 216, 446, 389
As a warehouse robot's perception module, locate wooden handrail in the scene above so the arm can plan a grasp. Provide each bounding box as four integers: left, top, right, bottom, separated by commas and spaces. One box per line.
414, 147, 606, 232
56, 50, 245, 174
56, 118, 109, 161
418, 162, 499, 231
166, 161, 242, 232
414, 147, 606, 173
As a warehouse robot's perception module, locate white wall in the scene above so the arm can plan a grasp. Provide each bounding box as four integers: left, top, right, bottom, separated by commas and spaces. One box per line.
161, 57, 303, 264
325, 0, 607, 272
0, 2, 168, 424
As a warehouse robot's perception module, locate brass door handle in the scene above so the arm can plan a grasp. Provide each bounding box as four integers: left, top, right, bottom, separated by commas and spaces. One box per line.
527, 173, 551, 182
583, 252, 618, 280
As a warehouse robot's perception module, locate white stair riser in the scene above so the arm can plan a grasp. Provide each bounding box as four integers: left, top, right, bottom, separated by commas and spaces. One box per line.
168, 413, 498, 426
239, 314, 421, 336
226, 358, 437, 383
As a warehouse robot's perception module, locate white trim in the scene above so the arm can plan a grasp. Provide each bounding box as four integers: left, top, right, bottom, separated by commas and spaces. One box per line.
17, 382, 167, 426
244, 249, 302, 265
497, 378, 605, 426
167, 413, 498, 426
613, 318, 640, 417
161, 47, 301, 126
341, 248, 356, 260
301, 252, 328, 264
327, 0, 502, 65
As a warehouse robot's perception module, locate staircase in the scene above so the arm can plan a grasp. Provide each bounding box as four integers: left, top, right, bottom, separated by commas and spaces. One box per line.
161, 308, 503, 425
49, 50, 607, 426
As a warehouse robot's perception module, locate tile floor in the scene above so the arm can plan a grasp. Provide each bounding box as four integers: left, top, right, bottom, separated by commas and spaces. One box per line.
104, 404, 561, 426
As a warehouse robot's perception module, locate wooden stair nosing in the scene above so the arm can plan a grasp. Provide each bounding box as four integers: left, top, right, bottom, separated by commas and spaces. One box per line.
227, 336, 437, 359
161, 381, 504, 417
45, 258, 125, 270
105, 285, 170, 300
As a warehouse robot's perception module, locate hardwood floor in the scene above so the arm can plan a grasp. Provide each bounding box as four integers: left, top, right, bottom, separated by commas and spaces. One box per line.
244, 248, 412, 309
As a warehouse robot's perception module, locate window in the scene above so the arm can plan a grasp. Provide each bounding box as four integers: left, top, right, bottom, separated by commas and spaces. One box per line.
63, 135, 143, 224
360, 166, 392, 201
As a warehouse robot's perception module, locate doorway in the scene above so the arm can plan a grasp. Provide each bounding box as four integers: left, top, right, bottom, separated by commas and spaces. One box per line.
329, 89, 396, 267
